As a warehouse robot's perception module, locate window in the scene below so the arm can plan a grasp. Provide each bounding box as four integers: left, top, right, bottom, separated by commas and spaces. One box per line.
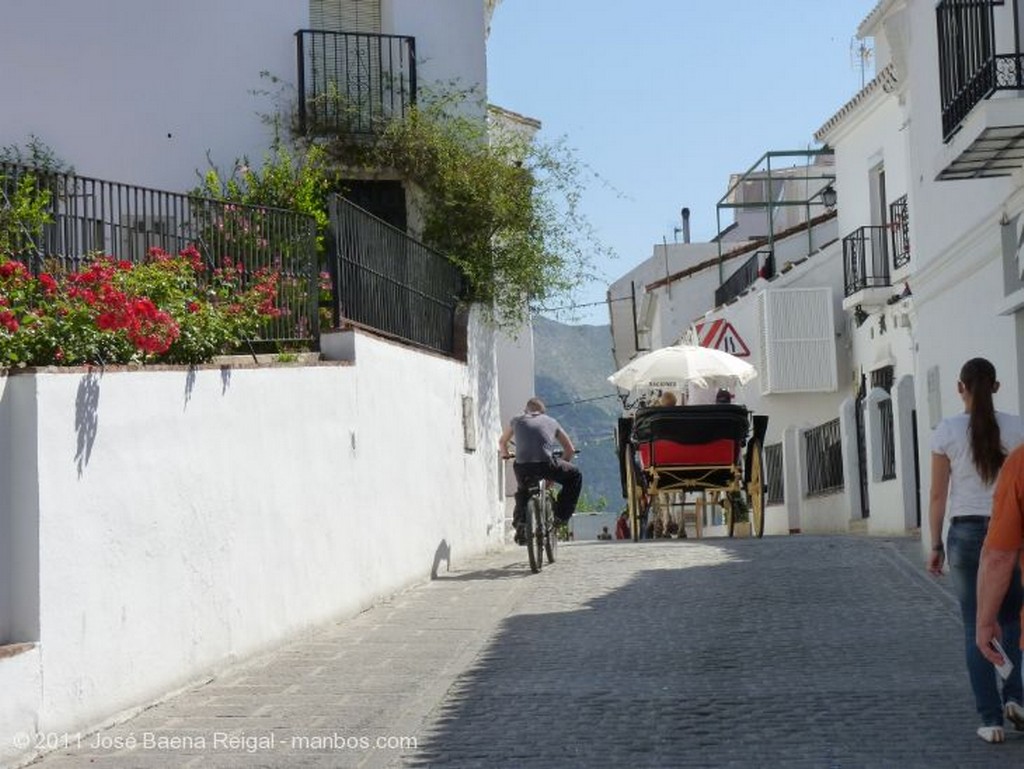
765, 443, 784, 505
871, 365, 894, 394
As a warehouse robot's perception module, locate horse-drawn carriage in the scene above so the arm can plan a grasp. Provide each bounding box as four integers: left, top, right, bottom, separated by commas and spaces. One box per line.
609, 342, 768, 541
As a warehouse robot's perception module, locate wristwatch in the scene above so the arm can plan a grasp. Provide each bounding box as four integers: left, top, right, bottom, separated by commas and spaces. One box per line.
932, 542, 945, 553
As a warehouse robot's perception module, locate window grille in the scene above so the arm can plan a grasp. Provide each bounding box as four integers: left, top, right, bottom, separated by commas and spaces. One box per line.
879, 399, 896, 481
805, 418, 844, 496
871, 365, 894, 394
765, 442, 784, 505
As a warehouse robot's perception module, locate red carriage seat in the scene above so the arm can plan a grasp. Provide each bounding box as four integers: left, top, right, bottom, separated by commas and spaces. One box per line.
632, 404, 749, 469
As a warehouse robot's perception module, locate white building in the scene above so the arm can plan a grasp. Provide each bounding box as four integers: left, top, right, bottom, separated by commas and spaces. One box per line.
816, 0, 1024, 552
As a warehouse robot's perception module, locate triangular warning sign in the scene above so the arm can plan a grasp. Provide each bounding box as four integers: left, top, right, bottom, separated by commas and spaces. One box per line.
695, 320, 750, 357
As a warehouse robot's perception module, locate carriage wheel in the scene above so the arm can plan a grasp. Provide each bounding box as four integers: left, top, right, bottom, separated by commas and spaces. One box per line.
626, 450, 641, 542
747, 441, 766, 538
622, 448, 647, 544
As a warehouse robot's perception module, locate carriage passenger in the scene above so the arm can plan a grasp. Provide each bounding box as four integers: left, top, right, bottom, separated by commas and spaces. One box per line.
658, 391, 678, 407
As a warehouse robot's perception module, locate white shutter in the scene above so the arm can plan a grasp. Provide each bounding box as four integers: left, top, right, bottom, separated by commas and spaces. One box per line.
758, 287, 838, 394
310, 0, 381, 32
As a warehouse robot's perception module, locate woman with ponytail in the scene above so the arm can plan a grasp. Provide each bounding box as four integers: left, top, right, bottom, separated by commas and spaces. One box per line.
928, 357, 1024, 743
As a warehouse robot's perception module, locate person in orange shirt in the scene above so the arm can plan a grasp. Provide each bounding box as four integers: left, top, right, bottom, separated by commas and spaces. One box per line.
977, 443, 1024, 672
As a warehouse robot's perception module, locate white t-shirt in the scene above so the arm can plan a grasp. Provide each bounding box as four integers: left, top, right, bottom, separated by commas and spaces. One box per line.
930, 411, 1024, 518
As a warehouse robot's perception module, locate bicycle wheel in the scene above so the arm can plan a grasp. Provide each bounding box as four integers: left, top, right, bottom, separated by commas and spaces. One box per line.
544, 492, 557, 564
526, 495, 542, 573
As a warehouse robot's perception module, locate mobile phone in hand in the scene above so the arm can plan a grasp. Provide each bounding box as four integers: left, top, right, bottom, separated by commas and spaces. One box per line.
990, 638, 1014, 680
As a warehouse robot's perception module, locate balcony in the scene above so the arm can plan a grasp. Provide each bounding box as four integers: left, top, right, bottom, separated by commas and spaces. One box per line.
296, 29, 417, 137
936, 0, 1024, 179
714, 249, 773, 307
842, 225, 891, 307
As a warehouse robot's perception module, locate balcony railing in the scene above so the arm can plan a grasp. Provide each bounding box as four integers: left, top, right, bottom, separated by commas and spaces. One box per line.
889, 195, 910, 269
296, 29, 416, 136
843, 225, 891, 297
714, 249, 773, 307
937, 0, 1024, 140
327, 194, 464, 356
0, 162, 319, 349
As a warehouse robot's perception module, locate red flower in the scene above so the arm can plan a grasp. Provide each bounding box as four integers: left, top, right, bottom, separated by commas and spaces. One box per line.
38, 273, 58, 294
0, 261, 28, 280
0, 310, 19, 333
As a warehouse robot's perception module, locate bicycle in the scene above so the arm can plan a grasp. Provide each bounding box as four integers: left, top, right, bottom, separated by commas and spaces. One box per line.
505, 448, 577, 573
522, 472, 558, 573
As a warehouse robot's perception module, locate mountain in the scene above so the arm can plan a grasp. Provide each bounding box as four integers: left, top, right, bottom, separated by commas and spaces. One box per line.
531, 315, 624, 509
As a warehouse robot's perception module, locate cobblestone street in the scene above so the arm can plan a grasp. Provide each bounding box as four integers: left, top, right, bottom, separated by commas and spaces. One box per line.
21, 535, 1020, 769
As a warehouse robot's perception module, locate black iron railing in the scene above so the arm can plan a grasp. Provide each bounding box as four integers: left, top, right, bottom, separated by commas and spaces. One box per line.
328, 194, 463, 356
765, 442, 784, 505
714, 249, 773, 307
805, 418, 844, 496
843, 225, 891, 297
0, 162, 319, 348
879, 398, 896, 481
297, 29, 416, 136
937, 0, 1024, 140
889, 195, 910, 269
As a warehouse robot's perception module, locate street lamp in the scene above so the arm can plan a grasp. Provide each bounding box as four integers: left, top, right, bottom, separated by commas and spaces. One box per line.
821, 185, 837, 209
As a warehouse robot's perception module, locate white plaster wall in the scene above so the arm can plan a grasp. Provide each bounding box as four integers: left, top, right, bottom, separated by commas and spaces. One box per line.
0, 320, 502, 756
0, 0, 304, 192
0, 374, 10, 645
495, 324, 534, 500
0, 1, 488, 193
863, 388, 904, 534
0, 647, 41, 763
828, 94, 908, 239
386, 0, 488, 114
914, 246, 1019, 552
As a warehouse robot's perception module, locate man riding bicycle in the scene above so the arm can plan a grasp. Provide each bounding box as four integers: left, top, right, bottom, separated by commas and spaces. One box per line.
499, 397, 583, 544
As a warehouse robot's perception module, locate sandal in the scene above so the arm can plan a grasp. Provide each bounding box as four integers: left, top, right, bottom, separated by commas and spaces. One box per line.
977, 726, 1005, 743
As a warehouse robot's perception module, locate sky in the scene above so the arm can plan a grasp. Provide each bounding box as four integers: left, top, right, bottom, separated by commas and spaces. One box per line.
486, 0, 881, 325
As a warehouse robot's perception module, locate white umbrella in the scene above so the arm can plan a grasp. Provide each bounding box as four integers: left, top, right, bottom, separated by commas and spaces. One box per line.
608, 344, 758, 392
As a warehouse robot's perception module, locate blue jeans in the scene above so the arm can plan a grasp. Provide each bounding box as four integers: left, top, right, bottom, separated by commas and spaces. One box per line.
947, 518, 1024, 726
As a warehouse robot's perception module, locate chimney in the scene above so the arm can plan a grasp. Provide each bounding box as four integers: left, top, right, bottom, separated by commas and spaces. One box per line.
681, 207, 691, 244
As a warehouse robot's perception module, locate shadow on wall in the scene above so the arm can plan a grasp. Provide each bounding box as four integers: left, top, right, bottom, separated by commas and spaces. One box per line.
431, 539, 451, 579
75, 372, 100, 477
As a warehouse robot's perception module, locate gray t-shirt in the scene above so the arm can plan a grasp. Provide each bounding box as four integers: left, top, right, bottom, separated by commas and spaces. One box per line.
511, 411, 561, 463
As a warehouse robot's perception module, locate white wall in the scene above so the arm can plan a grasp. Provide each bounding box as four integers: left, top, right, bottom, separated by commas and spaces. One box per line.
495, 324, 535, 500
387, 0, 488, 113
0, 317, 503, 764
0, 0, 489, 193
0, 375, 9, 646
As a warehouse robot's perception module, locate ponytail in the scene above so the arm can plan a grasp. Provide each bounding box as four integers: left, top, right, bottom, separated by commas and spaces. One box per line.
960, 357, 1005, 484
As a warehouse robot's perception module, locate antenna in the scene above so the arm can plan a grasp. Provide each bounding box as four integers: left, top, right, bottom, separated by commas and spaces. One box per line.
850, 37, 875, 89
